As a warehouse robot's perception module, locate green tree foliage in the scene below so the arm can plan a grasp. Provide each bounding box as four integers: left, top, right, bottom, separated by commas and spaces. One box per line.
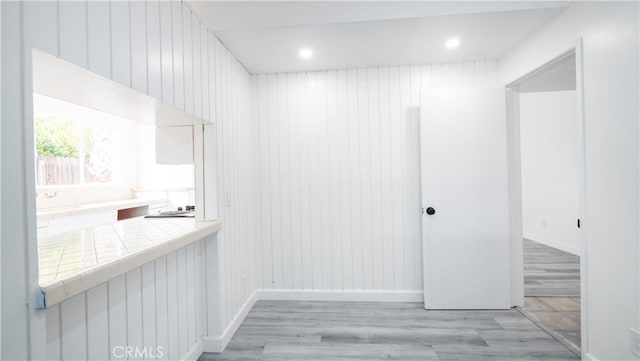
35, 116, 80, 158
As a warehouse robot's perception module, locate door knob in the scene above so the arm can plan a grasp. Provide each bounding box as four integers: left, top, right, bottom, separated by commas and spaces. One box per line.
426, 207, 436, 215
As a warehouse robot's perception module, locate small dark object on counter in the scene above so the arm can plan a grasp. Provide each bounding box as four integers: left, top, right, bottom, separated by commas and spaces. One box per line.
145, 206, 195, 218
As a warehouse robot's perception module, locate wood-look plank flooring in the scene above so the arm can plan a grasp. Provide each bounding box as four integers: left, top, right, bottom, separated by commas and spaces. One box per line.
199, 301, 579, 360
519, 297, 581, 355
523, 239, 580, 297
521, 239, 581, 355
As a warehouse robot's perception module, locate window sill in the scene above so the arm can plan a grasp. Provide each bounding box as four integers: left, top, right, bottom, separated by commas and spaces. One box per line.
37, 198, 166, 222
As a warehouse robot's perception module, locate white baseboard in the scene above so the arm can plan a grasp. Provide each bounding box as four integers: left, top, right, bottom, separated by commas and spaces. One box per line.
257, 289, 424, 303
524, 235, 580, 256
201, 289, 258, 353
181, 340, 203, 361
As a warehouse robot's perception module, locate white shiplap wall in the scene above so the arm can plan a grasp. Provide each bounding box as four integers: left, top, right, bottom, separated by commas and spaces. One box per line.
1, 1, 255, 360
254, 61, 498, 293
46, 239, 209, 361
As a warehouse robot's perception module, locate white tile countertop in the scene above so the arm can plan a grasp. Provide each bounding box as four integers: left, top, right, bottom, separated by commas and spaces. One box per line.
38, 216, 222, 308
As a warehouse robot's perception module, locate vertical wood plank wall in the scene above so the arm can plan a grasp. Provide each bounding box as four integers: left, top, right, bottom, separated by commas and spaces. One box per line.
1, 1, 255, 360
46, 239, 209, 361
254, 61, 499, 292
0, 0, 504, 358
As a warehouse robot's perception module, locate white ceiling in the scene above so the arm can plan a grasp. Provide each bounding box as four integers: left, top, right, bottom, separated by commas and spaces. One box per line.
187, 1, 570, 74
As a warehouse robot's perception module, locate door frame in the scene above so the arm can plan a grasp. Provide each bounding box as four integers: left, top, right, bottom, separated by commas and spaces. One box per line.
505, 39, 588, 358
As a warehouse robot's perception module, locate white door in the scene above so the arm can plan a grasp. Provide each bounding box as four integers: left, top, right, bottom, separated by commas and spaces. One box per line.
420, 87, 510, 309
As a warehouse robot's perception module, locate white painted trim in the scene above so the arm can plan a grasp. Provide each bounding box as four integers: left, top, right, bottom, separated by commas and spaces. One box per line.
181, 340, 204, 361
523, 236, 580, 256
574, 38, 589, 361
506, 87, 524, 308
202, 290, 258, 353
584, 352, 599, 361
505, 40, 589, 359
257, 289, 424, 303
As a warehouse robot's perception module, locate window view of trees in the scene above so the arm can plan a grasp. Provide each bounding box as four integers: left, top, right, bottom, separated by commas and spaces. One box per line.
35, 116, 114, 185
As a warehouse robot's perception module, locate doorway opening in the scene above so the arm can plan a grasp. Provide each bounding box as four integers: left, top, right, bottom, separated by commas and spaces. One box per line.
506, 44, 586, 358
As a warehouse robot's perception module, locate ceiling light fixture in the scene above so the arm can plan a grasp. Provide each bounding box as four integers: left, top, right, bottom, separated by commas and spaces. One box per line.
299, 48, 313, 59
445, 38, 460, 49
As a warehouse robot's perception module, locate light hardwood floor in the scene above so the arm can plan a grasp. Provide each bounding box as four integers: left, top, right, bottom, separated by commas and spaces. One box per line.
523, 239, 580, 297
199, 301, 579, 360
519, 296, 581, 355
521, 239, 581, 355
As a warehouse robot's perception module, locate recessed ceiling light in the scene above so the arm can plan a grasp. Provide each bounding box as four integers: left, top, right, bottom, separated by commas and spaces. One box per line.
299, 48, 313, 59
445, 38, 460, 49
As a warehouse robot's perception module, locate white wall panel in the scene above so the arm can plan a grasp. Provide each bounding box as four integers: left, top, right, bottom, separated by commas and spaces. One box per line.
182, 7, 193, 114
277, 72, 291, 289
44, 240, 211, 361
317, 71, 332, 290
398, 65, 413, 290
108, 275, 128, 360
298, 71, 312, 289
201, 26, 210, 121
347, 68, 363, 290
175, 248, 188, 356
192, 15, 202, 118
130, 0, 147, 94
326, 70, 342, 289
409, 65, 422, 289
141, 263, 157, 361
59, 1, 87, 68
110, 1, 131, 87
185, 245, 196, 351
165, 251, 179, 361
357, 68, 373, 290
286, 73, 303, 289
126, 268, 143, 361
388, 66, 404, 290
146, 0, 162, 100
171, 1, 184, 110
0, 2, 2, 352
3, 1, 257, 359
209, 40, 256, 333
87, 1, 111, 78
267, 73, 282, 288
159, 0, 173, 105
60, 294, 87, 360
378, 67, 394, 290
336, 69, 352, 290
154, 258, 169, 361
86, 285, 109, 361
45, 305, 61, 360
255, 61, 497, 292
368, 67, 383, 290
